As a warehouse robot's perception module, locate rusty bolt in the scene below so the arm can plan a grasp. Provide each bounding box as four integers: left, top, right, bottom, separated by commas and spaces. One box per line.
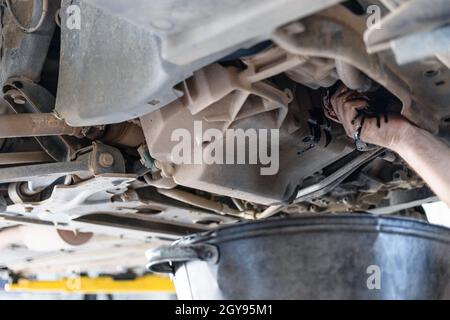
99, 152, 115, 168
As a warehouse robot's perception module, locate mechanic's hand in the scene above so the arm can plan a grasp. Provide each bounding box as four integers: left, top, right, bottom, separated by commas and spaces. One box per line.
330, 85, 413, 150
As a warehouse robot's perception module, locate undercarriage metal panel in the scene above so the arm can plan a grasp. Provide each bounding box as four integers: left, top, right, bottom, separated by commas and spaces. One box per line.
85, 0, 343, 66
56, 0, 188, 126
56, 0, 341, 126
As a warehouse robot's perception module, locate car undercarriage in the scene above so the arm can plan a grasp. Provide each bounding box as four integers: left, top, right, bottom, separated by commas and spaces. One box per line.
0, 0, 449, 276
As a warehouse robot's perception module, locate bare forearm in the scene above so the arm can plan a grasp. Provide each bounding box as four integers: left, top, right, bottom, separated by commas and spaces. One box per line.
330, 85, 450, 206
392, 125, 450, 207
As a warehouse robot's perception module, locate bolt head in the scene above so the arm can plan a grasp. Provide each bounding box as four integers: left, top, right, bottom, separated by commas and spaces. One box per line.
99, 153, 115, 168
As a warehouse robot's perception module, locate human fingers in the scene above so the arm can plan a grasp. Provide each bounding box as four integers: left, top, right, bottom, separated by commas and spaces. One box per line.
335, 98, 368, 124
331, 90, 355, 115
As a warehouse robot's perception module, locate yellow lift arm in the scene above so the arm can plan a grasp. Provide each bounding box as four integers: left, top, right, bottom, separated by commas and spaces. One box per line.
6, 275, 175, 294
